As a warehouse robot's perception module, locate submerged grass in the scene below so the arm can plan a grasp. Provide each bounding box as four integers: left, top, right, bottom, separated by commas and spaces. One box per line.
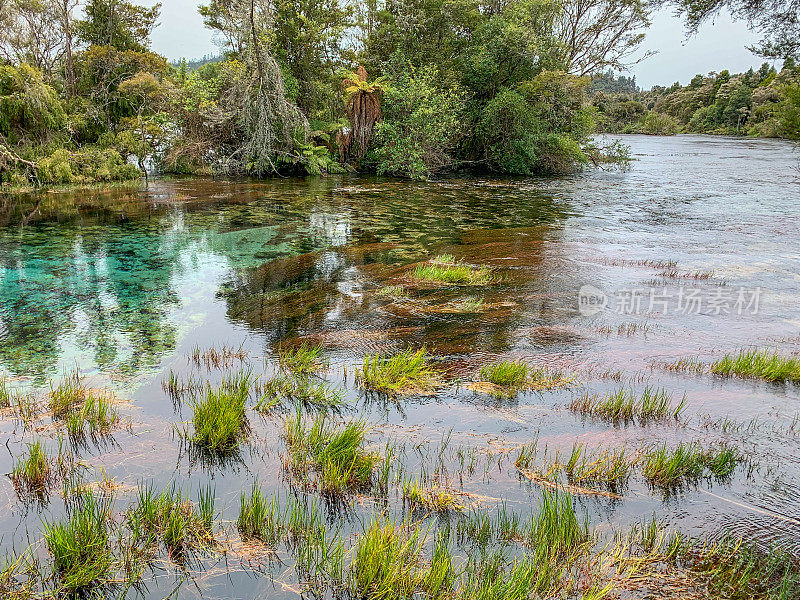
569, 386, 685, 424
643, 442, 741, 487
279, 342, 328, 376
128, 483, 214, 557
356, 348, 441, 396
44, 493, 114, 593
710, 349, 800, 383
256, 374, 344, 411
10, 440, 52, 496
412, 255, 492, 285
189, 385, 247, 452
283, 411, 378, 495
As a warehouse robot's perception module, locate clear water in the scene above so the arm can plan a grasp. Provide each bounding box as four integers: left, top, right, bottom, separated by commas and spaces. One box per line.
1, 134, 799, 597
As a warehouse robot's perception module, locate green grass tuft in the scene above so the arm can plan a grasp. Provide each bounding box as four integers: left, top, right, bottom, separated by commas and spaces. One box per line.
710, 349, 800, 382
44, 493, 114, 592
355, 348, 440, 395
10, 440, 51, 495
283, 411, 377, 496
643, 442, 741, 487
569, 386, 685, 424
412, 255, 492, 285
402, 480, 464, 512
189, 385, 248, 452
279, 342, 327, 376
480, 361, 529, 387
237, 483, 284, 545
350, 516, 423, 600
127, 484, 214, 557
256, 374, 344, 411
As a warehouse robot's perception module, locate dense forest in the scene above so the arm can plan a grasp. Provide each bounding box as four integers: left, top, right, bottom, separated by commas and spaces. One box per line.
0, 0, 797, 187
591, 62, 800, 136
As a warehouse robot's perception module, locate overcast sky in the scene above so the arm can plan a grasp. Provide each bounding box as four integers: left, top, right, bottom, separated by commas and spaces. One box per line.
146, 0, 776, 90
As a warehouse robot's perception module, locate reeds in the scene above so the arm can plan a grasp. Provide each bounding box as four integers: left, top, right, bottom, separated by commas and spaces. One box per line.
44, 493, 114, 592
710, 349, 800, 383
569, 386, 685, 424
402, 480, 464, 512
10, 440, 52, 495
189, 385, 247, 452
412, 255, 492, 285
355, 348, 440, 395
279, 342, 327, 376
642, 442, 740, 487
480, 361, 529, 387
283, 411, 378, 495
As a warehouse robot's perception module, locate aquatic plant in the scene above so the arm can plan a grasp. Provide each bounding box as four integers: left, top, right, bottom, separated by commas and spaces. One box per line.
710, 349, 800, 383
189, 344, 248, 368
402, 480, 464, 512
279, 342, 327, 376
44, 493, 114, 593
189, 385, 248, 452
0, 379, 14, 408
528, 491, 588, 559
350, 516, 423, 599
256, 374, 344, 411
377, 285, 408, 298
480, 361, 529, 387
564, 443, 635, 488
642, 442, 741, 487
283, 411, 378, 495
237, 483, 284, 545
127, 484, 214, 557
412, 255, 492, 285
355, 348, 440, 395
10, 440, 51, 495
569, 386, 685, 424
66, 394, 119, 441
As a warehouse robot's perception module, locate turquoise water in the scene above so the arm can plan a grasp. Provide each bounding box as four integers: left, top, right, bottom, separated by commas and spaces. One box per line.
0, 134, 799, 598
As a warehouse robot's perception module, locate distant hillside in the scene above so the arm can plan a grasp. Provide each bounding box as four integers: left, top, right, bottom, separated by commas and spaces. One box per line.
171, 54, 223, 71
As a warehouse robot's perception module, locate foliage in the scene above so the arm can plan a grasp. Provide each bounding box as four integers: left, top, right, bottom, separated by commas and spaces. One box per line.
593, 62, 800, 139
476, 71, 595, 174
371, 65, 464, 179
77, 0, 162, 53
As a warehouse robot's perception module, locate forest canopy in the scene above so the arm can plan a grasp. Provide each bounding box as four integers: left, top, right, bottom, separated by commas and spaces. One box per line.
0, 0, 795, 186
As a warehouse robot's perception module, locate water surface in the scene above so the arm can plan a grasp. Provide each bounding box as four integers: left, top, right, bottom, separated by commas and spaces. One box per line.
1, 134, 799, 597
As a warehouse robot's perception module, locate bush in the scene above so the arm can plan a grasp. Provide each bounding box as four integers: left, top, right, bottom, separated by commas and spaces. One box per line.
372, 65, 464, 179
0, 64, 66, 143
476, 71, 594, 175
35, 146, 142, 184
640, 111, 680, 135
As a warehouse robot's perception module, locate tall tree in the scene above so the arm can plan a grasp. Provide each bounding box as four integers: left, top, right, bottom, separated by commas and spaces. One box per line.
76, 0, 161, 52
555, 0, 652, 76
674, 0, 799, 60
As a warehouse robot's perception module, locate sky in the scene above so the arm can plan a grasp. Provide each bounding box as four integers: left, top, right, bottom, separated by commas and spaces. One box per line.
145, 0, 776, 90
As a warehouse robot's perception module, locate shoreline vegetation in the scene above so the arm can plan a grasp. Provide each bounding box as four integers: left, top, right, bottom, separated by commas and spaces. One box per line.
13, 0, 797, 192
590, 65, 800, 137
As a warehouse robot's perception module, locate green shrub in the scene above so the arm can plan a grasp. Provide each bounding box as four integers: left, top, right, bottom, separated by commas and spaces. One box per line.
372, 65, 464, 179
